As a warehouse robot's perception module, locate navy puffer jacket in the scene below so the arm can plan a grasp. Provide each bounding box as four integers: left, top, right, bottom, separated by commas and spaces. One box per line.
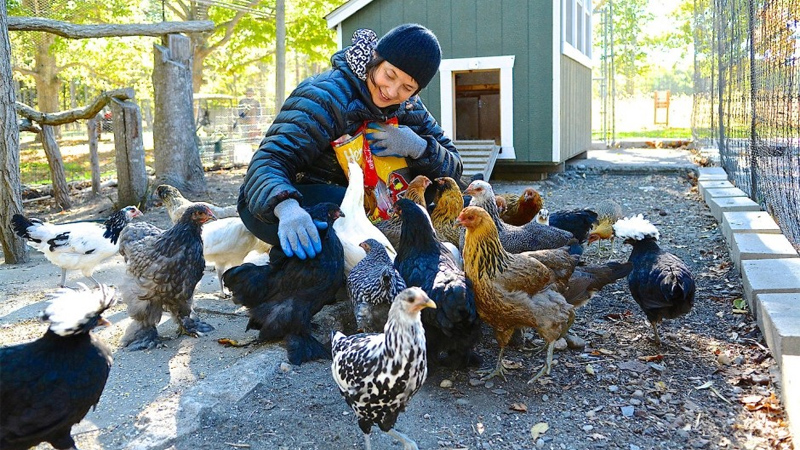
239, 49, 463, 224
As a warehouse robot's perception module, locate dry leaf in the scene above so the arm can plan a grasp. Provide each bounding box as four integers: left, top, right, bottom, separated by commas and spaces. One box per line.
510, 402, 528, 412
640, 354, 664, 362
475, 422, 485, 435
217, 338, 243, 347
586, 364, 595, 375
530, 422, 549, 440
654, 381, 667, 391
695, 381, 714, 390
502, 359, 523, 370
741, 394, 763, 404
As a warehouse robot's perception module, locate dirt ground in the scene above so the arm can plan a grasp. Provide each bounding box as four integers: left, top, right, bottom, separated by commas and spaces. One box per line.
0, 167, 793, 450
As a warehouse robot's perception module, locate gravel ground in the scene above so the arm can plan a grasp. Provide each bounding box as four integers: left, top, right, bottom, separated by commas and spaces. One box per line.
1, 167, 793, 450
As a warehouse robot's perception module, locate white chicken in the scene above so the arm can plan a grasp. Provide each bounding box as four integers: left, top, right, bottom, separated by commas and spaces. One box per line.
334, 161, 397, 273
11, 206, 142, 287
201, 217, 272, 297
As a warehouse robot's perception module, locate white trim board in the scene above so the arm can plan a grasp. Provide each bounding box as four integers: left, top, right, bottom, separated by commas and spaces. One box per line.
326, 0, 374, 30
439, 55, 516, 160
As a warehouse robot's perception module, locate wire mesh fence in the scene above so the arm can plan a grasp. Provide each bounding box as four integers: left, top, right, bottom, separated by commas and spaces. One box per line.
693, 0, 800, 249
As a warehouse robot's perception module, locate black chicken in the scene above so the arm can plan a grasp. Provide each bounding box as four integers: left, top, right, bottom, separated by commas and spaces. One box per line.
548, 208, 599, 253
222, 202, 345, 365
347, 238, 407, 333
331, 287, 435, 450
393, 198, 482, 368
0, 284, 115, 450
613, 215, 696, 345
118, 204, 217, 351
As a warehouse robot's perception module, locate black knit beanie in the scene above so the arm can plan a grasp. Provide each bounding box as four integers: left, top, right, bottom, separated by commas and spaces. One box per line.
376, 24, 442, 90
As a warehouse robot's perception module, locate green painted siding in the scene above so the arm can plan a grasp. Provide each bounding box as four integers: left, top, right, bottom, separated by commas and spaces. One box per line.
338, 0, 589, 166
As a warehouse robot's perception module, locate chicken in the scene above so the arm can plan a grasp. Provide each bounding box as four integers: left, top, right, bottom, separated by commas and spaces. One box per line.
394, 198, 481, 369
155, 184, 238, 224
331, 287, 435, 450
494, 195, 507, 214
534, 208, 549, 225
498, 187, 543, 226
548, 208, 599, 253
613, 215, 696, 345
222, 202, 345, 365
375, 175, 432, 249
11, 206, 142, 287
457, 205, 574, 382
588, 199, 624, 253
466, 180, 577, 254
0, 284, 114, 450
201, 217, 272, 298
118, 204, 217, 351
334, 161, 397, 272
347, 239, 407, 333
430, 176, 465, 248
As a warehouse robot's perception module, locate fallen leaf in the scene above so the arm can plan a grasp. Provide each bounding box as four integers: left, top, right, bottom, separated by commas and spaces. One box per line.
502, 359, 523, 370
475, 423, 485, 435
733, 298, 747, 310
640, 354, 664, 362
586, 364, 595, 375
695, 381, 714, 390
510, 402, 528, 412
741, 394, 763, 404
654, 381, 667, 391
217, 338, 245, 347
530, 422, 549, 440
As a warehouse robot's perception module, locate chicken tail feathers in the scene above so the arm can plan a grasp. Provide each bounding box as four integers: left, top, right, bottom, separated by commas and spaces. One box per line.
222, 263, 272, 308
285, 332, 331, 365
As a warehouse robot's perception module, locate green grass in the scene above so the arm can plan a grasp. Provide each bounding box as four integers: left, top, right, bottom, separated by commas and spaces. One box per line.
593, 128, 693, 140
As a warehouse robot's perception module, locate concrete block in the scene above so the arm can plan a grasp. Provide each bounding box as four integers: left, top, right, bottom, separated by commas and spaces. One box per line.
698, 180, 733, 198
755, 293, 800, 360
697, 167, 728, 181
781, 354, 800, 444
703, 187, 748, 204
731, 233, 799, 271
741, 259, 800, 319
721, 211, 782, 242
707, 196, 761, 222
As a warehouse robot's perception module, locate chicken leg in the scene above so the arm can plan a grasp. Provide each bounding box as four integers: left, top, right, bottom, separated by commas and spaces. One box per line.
651, 321, 662, 346
387, 429, 419, 450
477, 347, 508, 381
179, 316, 215, 337
527, 340, 556, 384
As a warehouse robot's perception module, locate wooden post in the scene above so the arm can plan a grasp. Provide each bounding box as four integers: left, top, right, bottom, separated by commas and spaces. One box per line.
111, 97, 148, 209
40, 125, 72, 210
152, 33, 207, 195
87, 114, 101, 194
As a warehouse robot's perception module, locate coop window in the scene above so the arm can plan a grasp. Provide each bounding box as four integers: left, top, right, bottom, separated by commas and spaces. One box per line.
562, 0, 593, 67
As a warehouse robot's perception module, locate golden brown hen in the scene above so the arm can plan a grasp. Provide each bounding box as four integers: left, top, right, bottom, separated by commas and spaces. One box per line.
499, 187, 543, 226
375, 175, 431, 249
458, 206, 574, 383
430, 176, 464, 248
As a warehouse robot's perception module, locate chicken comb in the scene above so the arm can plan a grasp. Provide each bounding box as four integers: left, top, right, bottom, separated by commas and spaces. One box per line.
41, 283, 116, 336
612, 214, 660, 241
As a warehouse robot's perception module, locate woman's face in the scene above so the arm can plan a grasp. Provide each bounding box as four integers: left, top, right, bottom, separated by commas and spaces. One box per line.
367, 61, 419, 108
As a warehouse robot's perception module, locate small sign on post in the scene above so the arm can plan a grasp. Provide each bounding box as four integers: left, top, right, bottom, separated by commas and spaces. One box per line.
654, 90, 670, 126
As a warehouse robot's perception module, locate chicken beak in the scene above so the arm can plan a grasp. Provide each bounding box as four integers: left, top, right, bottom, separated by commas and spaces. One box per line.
424, 299, 437, 309
97, 317, 112, 328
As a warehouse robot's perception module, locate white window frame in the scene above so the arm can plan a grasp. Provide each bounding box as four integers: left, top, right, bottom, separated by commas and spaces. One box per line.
439, 55, 516, 160
562, 0, 593, 68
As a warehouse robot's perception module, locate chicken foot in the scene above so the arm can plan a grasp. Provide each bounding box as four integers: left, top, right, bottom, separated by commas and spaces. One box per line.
386, 429, 420, 450
651, 321, 662, 346
123, 325, 160, 351
179, 316, 215, 337
477, 347, 508, 381
527, 340, 555, 384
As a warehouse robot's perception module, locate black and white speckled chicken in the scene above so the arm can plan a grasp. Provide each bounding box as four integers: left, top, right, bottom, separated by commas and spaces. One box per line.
331, 287, 436, 450
11, 206, 142, 287
465, 180, 577, 254
347, 238, 407, 333
222, 202, 345, 365
118, 204, 217, 351
0, 284, 115, 450
613, 215, 696, 345
394, 198, 481, 369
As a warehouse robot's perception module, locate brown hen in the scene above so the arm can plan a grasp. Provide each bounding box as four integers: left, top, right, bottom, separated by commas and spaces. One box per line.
430, 176, 465, 248
499, 187, 543, 226
375, 175, 432, 248
458, 206, 574, 383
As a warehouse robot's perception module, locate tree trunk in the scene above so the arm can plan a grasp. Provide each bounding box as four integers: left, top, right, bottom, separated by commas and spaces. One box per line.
35, 32, 62, 137
88, 115, 101, 194
152, 34, 207, 195
0, 2, 29, 264
275, 0, 286, 111
111, 98, 148, 209
40, 125, 72, 210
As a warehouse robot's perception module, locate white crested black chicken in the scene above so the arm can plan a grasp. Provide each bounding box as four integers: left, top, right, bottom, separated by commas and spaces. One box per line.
0, 284, 115, 450
393, 198, 482, 369
331, 287, 435, 450
222, 202, 345, 365
613, 215, 696, 345
347, 238, 407, 333
118, 204, 216, 351
11, 206, 142, 287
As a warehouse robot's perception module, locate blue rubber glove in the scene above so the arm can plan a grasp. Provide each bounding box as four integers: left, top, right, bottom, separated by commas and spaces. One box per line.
365, 122, 427, 159
273, 199, 328, 259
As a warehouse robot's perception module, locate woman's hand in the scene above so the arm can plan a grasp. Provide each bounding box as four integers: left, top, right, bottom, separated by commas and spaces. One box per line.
273, 199, 328, 259
366, 122, 427, 159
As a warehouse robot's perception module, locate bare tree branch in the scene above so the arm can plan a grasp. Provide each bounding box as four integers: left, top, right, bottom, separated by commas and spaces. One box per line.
7, 17, 214, 38
197, 0, 263, 59
15, 88, 135, 125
